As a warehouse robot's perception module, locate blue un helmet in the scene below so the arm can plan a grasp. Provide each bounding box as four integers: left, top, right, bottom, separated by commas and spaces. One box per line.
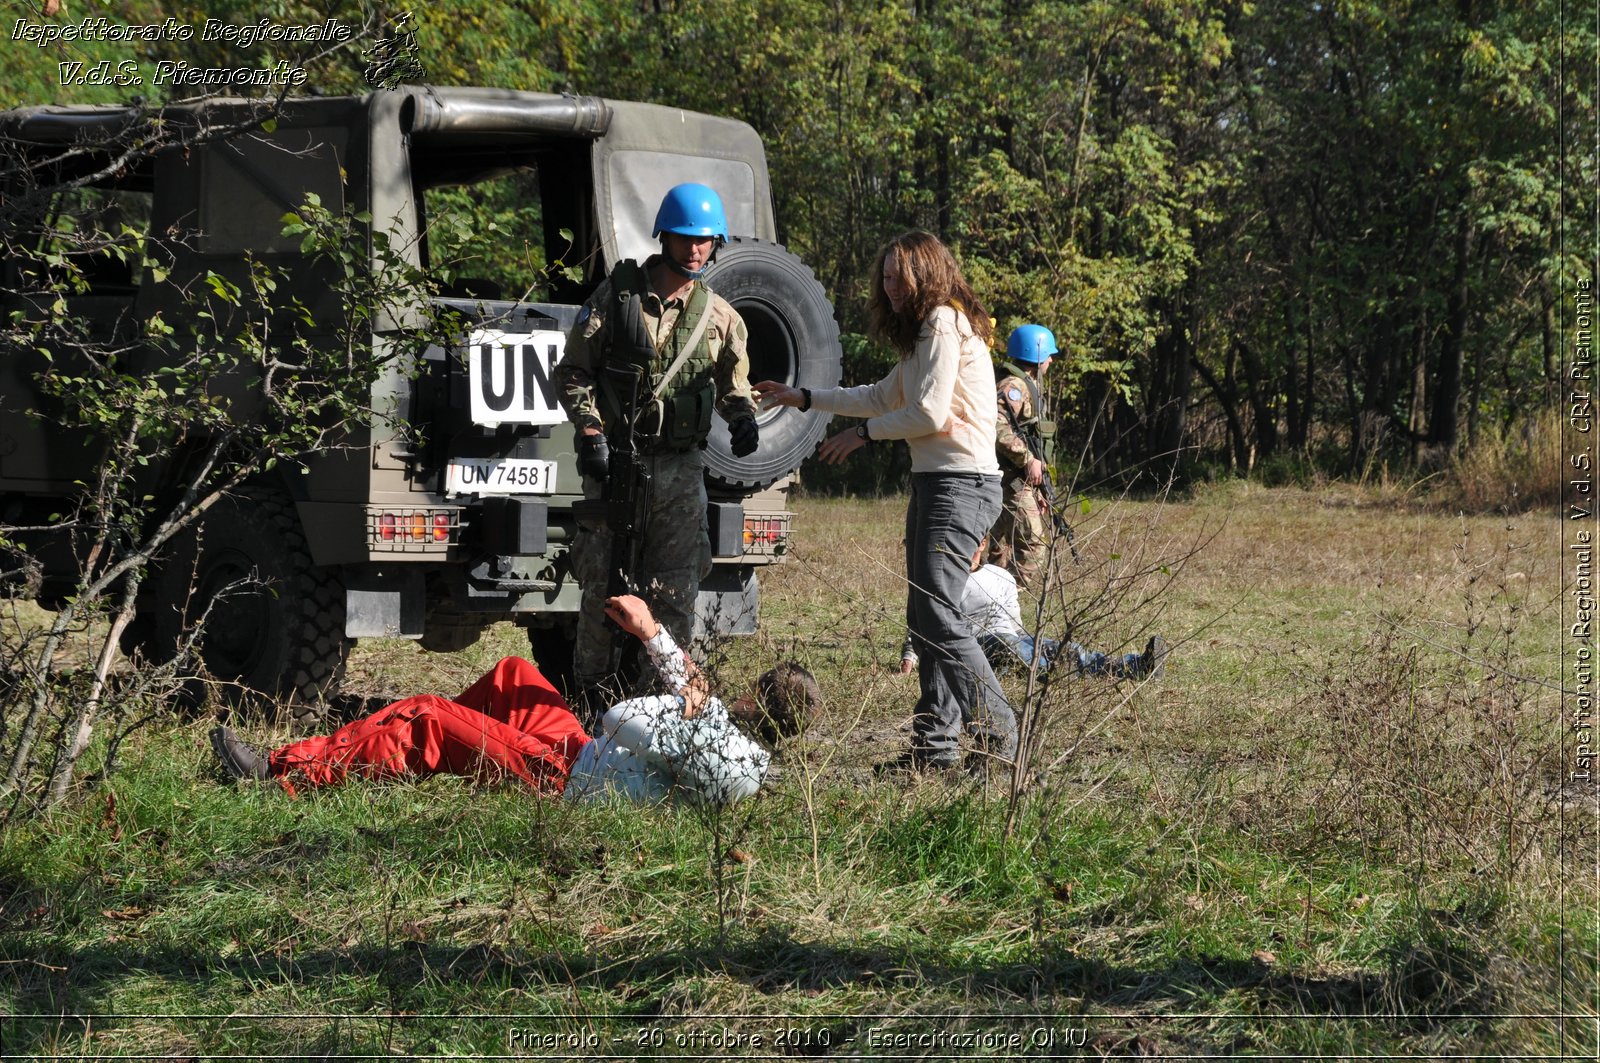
1007, 324, 1059, 365
652, 183, 730, 241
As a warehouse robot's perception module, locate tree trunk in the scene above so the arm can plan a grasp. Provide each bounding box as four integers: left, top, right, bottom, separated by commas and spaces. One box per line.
1235, 340, 1279, 463
1192, 356, 1248, 472
1543, 285, 1557, 405
1410, 343, 1428, 463
1286, 304, 1303, 451
1353, 305, 1401, 468
1429, 211, 1470, 452
1342, 341, 1363, 470
1147, 290, 1194, 474
1, 624, 70, 808
1301, 303, 1316, 452
45, 575, 141, 808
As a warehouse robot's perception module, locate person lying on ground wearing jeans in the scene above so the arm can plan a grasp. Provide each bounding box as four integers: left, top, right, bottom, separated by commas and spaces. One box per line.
210, 595, 820, 806
899, 540, 1168, 681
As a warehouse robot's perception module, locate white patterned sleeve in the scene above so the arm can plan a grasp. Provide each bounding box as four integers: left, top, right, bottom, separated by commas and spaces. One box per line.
643, 625, 694, 695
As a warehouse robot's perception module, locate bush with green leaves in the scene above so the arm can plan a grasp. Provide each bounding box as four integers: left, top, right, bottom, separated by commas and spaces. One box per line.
0, 113, 454, 817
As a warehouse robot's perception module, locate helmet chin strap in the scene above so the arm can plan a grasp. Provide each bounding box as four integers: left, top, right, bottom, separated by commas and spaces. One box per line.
664, 256, 705, 280
660, 237, 720, 280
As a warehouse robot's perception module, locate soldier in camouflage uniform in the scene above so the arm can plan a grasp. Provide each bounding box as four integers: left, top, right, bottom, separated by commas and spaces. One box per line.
554, 184, 759, 703
988, 324, 1058, 591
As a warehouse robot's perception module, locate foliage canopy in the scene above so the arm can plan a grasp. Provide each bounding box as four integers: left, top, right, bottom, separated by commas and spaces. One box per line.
1, 0, 1591, 489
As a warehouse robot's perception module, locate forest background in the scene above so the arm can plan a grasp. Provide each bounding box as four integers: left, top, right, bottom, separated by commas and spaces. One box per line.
7, 0, 1592, 503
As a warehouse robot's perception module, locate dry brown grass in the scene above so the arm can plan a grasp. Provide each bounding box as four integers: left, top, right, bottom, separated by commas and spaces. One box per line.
1437, 408, 1566, 514
732, 480, 1563, 787
750, 482, 1585, 933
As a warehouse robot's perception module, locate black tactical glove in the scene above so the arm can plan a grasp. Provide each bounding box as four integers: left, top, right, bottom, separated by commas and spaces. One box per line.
578, 432, 610, 481
730, 416, 760, 458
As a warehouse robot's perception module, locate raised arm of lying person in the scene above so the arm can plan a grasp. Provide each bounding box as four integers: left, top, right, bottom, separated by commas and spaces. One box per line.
602, 595, 712, 717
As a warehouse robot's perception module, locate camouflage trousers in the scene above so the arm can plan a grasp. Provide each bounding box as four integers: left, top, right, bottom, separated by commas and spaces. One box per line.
571, 448, 712, 688
987, 474, 1050, 591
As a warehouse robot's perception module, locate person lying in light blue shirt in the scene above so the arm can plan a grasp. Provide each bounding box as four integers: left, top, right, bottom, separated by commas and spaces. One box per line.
565, 595, 822, 806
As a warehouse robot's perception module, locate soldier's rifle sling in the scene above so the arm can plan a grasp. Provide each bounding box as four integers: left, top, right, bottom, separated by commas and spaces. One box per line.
651, 293, 714, 401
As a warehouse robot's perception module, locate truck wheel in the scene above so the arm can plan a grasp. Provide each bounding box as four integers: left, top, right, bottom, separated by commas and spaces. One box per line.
153, 488, 348, 723
701, 237, 842, 492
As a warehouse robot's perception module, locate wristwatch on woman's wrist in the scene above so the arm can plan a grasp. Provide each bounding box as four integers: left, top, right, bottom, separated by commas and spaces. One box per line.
855, 424, 871, 444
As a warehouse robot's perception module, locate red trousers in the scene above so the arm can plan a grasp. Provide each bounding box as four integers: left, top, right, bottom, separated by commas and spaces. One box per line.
268, 657, 591, 793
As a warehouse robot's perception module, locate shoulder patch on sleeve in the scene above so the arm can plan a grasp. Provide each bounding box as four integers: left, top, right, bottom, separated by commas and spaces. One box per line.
1006, 387, 1024, 403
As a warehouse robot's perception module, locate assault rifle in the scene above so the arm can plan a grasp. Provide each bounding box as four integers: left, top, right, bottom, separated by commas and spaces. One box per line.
1038, 467, 1082, 564
999, 392, 1081, 564
574, 364, 653, 669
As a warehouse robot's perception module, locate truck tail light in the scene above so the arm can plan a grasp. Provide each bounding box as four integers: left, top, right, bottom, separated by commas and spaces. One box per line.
741, 514, 789, 552
367, 508, 462, 551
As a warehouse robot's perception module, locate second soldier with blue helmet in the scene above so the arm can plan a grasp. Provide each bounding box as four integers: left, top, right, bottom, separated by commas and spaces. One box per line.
990, 323, 1058, 591
554, 183, 760, 709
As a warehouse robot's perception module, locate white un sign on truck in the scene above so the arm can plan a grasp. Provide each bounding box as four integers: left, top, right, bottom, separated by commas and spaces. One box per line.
466, 329, 570, 428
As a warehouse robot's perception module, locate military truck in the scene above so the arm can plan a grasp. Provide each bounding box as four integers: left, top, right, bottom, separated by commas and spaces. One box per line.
0, 87, 841, 715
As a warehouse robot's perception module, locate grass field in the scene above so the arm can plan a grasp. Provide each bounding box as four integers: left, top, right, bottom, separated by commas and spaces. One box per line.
1, 483, 1594, 1060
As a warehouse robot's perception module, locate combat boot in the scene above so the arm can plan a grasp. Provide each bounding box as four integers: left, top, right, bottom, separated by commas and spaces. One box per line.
873, 747, 959, 778
210, 725, 270, 781
1139, 636, 1169, 680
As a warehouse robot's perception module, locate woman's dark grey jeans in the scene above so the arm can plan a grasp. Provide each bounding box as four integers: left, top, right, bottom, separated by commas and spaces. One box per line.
903, 472, 1017, 766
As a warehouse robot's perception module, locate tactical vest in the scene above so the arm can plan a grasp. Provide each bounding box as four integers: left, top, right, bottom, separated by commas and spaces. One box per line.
998, 361, 1056, 462
596, 259, 717, 451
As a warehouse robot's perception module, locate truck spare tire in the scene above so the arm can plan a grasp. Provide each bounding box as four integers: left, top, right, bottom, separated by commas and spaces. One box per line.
701, 237, 842, 493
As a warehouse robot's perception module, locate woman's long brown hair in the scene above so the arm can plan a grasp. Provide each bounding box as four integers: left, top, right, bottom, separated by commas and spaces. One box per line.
865, 231, 993, 357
